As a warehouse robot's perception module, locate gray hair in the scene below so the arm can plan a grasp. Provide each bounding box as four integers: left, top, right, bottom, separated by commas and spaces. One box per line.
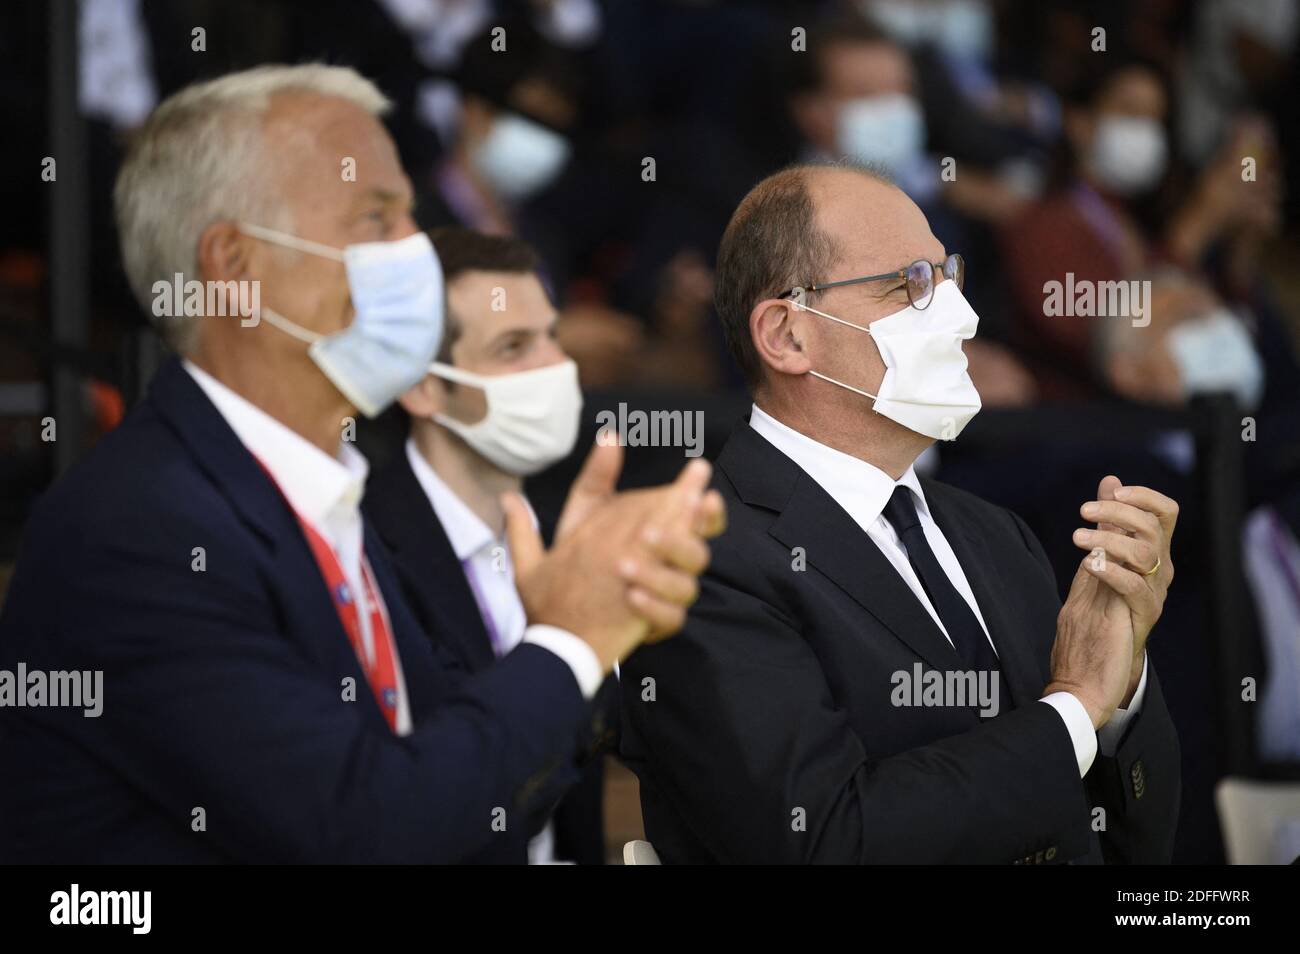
113, 64, 392, 354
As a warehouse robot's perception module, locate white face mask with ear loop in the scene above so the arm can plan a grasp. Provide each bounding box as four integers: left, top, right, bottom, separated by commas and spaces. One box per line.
239, 222, 445, 419
1087, 115, 1167, 196
1166, 308, 1265, 411
791, 279, 983, 441
427, 358, 584, 476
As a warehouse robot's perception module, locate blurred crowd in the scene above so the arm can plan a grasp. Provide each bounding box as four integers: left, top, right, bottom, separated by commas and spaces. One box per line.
2, 0, 1300, 862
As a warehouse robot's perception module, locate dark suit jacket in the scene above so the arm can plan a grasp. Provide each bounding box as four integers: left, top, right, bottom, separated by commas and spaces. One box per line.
620, 420, 1181, 864
364, 449, 613, 864
0, 359, 590, 863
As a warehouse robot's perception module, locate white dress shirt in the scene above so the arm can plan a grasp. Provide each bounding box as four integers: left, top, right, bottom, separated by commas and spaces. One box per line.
404, 439, 603, 701
749, 404, 1147, 776
407, 438, 582, 863
406, 438, 529, 655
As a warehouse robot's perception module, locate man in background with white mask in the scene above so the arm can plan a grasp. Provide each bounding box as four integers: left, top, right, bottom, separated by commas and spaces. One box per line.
0, 65, 724, 864
1002, 60, 1282, 400
366, 227, 606, 864
423, 23, 577, 236
786, 18, 932, 198
1093, 270, 1300, 765
621, 163, 1183, 864
1095, 271, 1264, 414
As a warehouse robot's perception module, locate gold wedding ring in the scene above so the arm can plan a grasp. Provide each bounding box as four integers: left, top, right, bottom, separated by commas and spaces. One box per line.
1143, 556, 1161, 577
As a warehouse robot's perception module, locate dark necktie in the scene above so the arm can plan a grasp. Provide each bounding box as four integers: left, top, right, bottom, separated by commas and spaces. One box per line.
881, 485, 1000, 676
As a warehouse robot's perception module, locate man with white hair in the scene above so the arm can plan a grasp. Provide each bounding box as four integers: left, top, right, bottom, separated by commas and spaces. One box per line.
0, 64, 723, 863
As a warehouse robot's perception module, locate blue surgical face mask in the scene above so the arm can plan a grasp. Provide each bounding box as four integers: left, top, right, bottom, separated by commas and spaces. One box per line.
470, 113, 571, 202
1166, 309, 1265, 411
239, 224, 445, 418
836, 94, 926, 176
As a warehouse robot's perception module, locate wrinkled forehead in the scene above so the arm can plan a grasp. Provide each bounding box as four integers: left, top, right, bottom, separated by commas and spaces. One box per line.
807, 168, 943, 279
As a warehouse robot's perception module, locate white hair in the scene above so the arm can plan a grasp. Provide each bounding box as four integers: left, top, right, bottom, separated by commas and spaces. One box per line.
114, 64, 392, 353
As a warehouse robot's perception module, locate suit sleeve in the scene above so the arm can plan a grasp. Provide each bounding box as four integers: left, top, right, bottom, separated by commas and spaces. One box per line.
1009, 510, 1181, 863
1083, 665, 1181, 862
49, 511, 588, 863
623, 565, 1095, 864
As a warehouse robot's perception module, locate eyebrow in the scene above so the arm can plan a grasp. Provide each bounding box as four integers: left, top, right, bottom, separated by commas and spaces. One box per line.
486, 326, 538, 348
486, 314, 558, 348
353, 187, 414, 212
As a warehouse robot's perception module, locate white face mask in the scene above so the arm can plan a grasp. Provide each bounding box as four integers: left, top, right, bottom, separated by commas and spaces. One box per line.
239, 224, 444, 418
470, 113, 572, 202
1166, 309, 1265, 411
836, 94, 926, 176
794, 279, 982, 440
1087, 116, 1167, 196
429, 359, 583, 475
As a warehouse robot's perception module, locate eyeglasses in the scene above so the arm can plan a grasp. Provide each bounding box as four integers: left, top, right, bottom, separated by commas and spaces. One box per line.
780, 253, 965, 311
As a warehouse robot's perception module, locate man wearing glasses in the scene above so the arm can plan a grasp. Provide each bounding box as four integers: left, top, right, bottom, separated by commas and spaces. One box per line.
620, 163, 1182, 864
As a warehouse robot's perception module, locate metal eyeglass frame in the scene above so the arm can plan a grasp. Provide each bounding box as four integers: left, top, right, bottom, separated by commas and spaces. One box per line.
778, 253, 965, 310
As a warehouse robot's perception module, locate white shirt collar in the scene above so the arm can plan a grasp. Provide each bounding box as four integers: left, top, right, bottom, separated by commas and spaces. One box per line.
405, 437, 499, 562
183, 360, 368, 529
748, 402, 928, 535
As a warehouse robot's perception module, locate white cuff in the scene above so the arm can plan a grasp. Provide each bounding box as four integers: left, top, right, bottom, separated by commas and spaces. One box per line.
1040, 692, 1098, 777
522, 624, 603, 700
1098, 652, 1148, 757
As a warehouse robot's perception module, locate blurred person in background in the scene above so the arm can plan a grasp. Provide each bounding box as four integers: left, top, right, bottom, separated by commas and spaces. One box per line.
1094, 271, 1264, 414
1094, 270, 1300, 767
1177, 0, 1299, 169
863, 0, 1063, 173
421, 21, 581, 235
365, 227, 611, 864
420, 20, 651, 390
1001, 58, 1287, 398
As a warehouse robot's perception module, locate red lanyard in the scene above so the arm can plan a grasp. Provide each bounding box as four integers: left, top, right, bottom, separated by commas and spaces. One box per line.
256, 460, 401, 732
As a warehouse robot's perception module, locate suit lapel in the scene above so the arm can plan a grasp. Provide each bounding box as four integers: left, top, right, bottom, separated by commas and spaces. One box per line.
768, 473, 967, 674
720, 422, 966, 675
364, 521, 445, 710
923, 484, 1046, 709
366, 453, 496, 672
149, 358, 301, 547
148, 357, 397, 732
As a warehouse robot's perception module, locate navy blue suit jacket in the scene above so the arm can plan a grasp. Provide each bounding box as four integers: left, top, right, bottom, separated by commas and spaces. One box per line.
0, 359, 589, 863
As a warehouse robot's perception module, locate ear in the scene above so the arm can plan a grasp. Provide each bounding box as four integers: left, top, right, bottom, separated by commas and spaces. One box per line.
196, 221, 251, 285
751, 298, 814, 379
398, 375, 447, 417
